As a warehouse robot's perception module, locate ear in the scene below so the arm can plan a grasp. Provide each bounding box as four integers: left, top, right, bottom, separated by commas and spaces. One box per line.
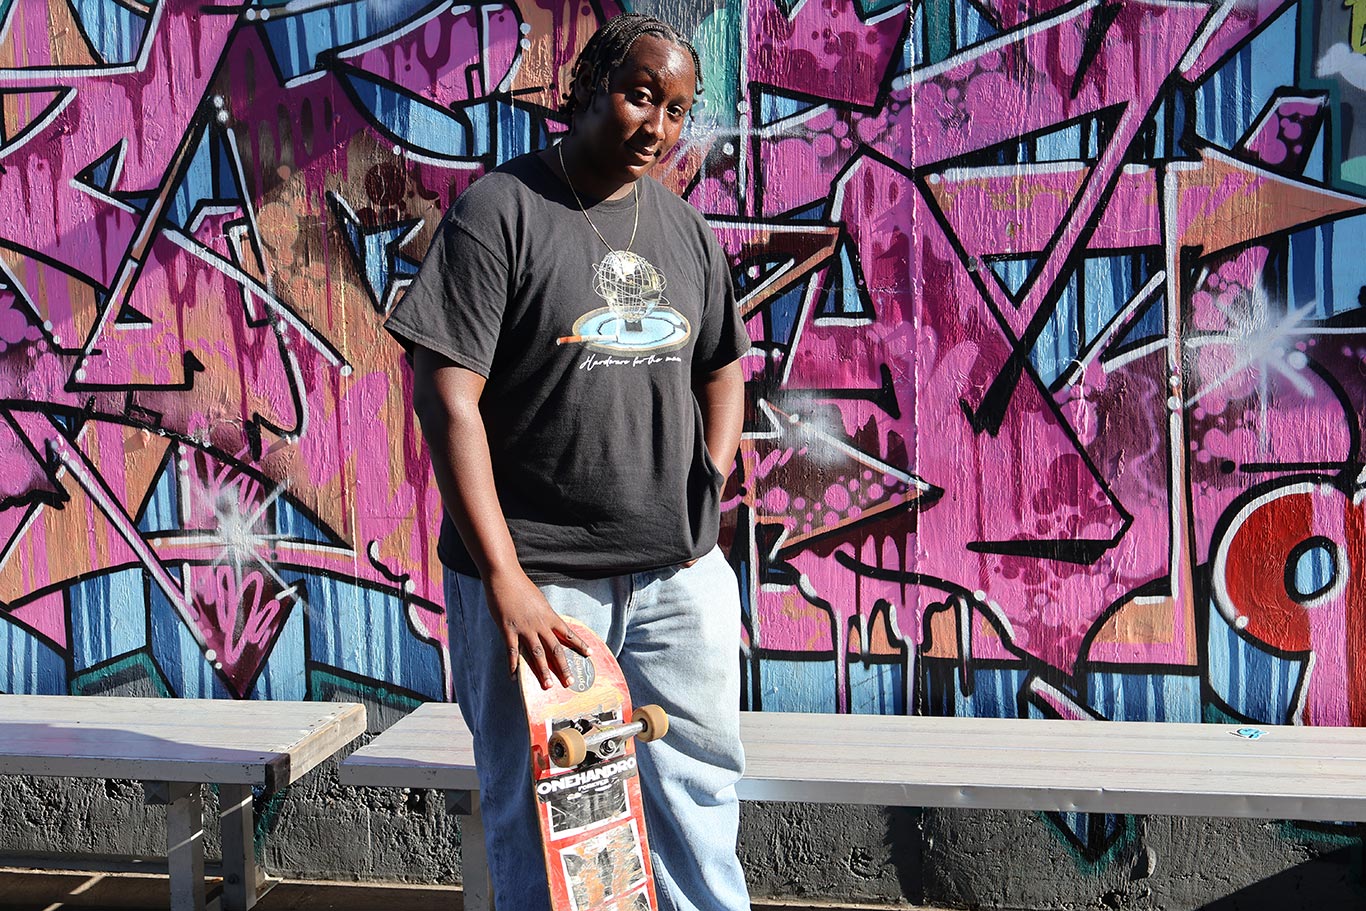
571, 67, 597, 110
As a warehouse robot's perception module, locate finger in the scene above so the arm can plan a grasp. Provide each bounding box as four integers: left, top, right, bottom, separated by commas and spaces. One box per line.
554, 623, 591, 656
525, 637, 556, 690
505, 635, 521, 678
544, 634, 574, 688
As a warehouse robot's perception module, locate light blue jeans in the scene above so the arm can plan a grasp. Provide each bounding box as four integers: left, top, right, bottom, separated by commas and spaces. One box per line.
444, 547, 751, 911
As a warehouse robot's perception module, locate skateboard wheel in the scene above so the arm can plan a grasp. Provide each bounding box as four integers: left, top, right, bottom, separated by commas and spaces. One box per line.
632, 704, 669, 742
549, 728, 587, 767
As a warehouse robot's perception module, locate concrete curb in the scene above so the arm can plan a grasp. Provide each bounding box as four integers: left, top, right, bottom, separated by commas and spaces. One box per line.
0, 868, 941, 910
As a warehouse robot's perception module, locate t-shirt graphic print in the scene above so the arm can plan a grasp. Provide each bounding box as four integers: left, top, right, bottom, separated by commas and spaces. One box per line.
556, 249, 692, 356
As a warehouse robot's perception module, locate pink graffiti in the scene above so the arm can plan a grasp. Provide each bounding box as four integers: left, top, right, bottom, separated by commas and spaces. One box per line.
747, 0, 908, 108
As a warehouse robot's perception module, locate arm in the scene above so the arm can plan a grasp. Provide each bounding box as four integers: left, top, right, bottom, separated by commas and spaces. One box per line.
693, 359, 745, 477
411, 346, 586, 687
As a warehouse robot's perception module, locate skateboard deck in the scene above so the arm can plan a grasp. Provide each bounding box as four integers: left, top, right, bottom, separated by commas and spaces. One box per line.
519, 616, 668, 911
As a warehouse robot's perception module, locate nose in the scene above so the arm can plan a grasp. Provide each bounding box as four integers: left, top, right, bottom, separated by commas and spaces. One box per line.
642, 104, 667, 140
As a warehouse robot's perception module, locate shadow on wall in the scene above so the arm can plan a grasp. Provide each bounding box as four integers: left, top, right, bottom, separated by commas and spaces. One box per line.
906, 807, 1365, 910
884, 806, 925, 905
1197, 845, 1366, 911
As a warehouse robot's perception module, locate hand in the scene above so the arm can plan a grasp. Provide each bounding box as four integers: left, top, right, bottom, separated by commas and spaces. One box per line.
484, 568, 589, 689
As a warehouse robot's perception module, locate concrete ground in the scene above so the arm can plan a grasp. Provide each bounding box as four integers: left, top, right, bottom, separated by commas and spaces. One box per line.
0, 868, 926, 911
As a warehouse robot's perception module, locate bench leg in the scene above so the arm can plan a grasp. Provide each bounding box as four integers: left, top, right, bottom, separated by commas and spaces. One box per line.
446, 790, 492, 911
147, 781, 207, 911
219, 783, 264, 911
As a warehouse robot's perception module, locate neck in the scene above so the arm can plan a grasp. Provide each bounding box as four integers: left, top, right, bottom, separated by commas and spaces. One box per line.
551, 136, 636, 201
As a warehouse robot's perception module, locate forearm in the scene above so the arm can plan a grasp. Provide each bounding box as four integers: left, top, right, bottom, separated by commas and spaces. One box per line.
415, 404, 520, 578
411, 358, 522, 581
694, 360, 744, 476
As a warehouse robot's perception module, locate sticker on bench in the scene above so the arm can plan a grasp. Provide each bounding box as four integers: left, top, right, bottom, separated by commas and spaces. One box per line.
1231, 727, 1267, 740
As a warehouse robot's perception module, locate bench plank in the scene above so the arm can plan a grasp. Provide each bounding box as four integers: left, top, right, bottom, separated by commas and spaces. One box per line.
342, 704, 1366, 821
740, 711, 1366, 752
0, 696, 366, 789
747, 712, 1366, 820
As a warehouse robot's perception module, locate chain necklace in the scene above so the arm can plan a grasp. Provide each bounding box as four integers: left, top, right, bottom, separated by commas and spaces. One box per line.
558, 141, 639, 252
556, 142, 667, 327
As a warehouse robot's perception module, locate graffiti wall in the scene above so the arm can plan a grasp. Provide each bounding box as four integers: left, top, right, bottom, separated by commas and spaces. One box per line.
2, 0, 1366, 873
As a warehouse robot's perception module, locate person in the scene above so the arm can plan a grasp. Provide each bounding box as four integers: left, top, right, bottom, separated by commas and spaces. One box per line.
384, 13, 751, 911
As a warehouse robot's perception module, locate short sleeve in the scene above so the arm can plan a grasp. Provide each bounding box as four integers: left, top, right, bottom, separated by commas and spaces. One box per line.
692, 230, 750, 373
383, 215, 511, 377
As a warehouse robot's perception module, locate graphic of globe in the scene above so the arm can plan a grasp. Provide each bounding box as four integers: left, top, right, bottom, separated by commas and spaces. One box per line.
593, 250, 667, 323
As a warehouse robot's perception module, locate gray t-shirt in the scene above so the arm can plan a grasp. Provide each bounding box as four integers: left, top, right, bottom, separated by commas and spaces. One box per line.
386, 152, 749, 581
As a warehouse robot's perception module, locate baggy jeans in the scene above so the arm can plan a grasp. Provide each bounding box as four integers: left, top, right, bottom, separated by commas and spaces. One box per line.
444, 546, 751, 911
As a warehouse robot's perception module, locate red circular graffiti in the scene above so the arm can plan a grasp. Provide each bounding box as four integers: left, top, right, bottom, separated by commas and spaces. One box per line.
1213, 482, 1366, 725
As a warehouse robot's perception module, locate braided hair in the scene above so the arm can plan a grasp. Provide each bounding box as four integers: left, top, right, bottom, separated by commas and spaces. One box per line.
561, 14, 704, 120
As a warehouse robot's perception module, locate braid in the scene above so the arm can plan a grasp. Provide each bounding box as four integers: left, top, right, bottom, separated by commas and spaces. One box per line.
560, 14, 704, 119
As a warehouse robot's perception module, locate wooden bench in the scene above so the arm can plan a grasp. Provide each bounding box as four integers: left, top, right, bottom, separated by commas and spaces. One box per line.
341, 703, 1366, 909
0, 694, 366, 911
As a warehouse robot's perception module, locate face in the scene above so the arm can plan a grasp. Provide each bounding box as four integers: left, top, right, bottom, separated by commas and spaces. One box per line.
571, 34, 697, 187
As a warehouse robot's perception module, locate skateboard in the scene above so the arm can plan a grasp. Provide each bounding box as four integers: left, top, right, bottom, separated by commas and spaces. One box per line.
519, 616, 669, 911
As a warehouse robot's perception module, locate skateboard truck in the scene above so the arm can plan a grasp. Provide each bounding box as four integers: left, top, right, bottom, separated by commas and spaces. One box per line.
549, 705, 669, 768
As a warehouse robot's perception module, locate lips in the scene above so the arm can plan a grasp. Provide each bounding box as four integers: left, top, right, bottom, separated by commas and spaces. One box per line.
626, 144, 658, 162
